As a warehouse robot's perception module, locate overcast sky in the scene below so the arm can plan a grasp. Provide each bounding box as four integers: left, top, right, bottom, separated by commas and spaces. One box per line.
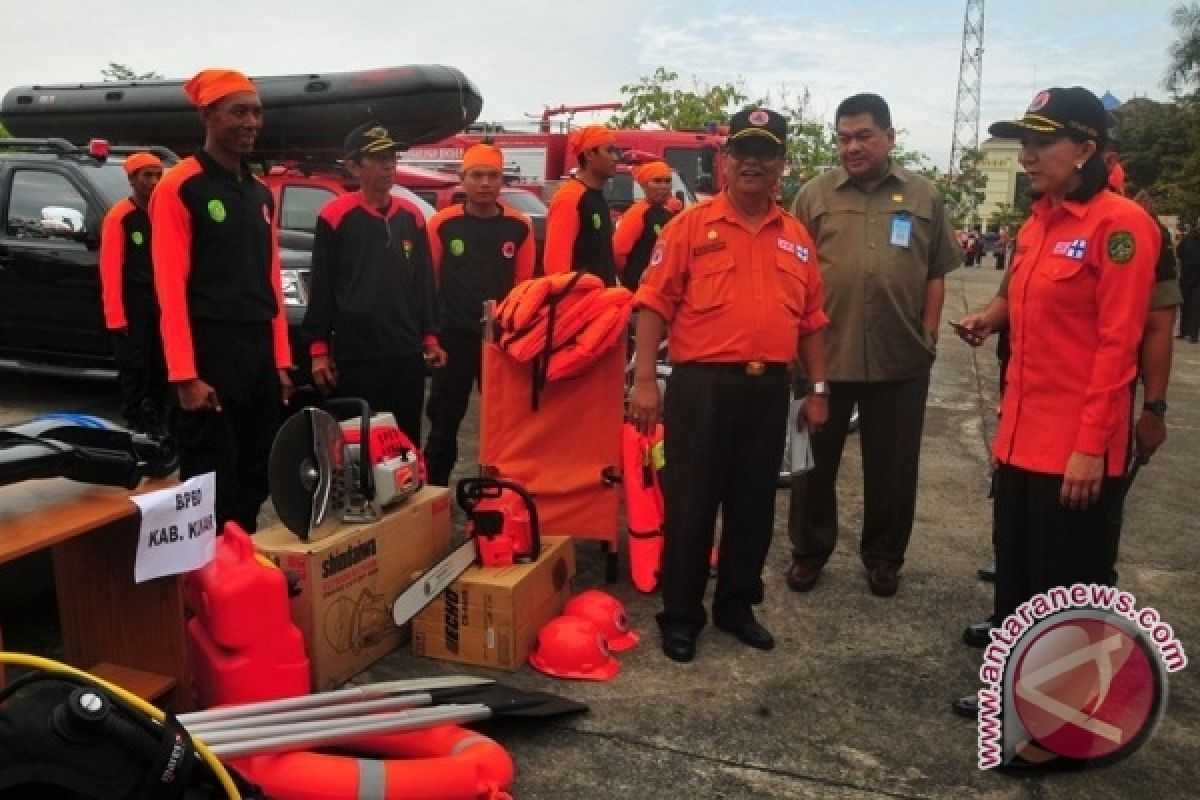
0, 0, 1180, 169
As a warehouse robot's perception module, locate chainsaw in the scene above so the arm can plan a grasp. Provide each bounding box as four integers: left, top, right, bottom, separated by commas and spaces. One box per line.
389, 476, 541, 627
267, 398, 423, 541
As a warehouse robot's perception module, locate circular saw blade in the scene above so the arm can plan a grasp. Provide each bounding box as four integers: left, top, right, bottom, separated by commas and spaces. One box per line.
269, 408, 343, 538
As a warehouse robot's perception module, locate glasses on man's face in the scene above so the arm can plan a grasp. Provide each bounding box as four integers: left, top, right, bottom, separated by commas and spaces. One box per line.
726, 140, 784, 162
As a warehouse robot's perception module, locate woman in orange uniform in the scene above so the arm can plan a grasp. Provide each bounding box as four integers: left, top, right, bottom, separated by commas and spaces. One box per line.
956, 87, 1158, 625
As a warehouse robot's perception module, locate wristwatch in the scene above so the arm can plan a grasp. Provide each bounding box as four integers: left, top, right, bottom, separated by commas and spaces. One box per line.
809, 381, 830, 396
1143, 400, 1167, 417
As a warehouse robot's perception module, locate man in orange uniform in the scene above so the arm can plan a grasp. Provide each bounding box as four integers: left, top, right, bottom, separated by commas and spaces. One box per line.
543, 124, 618, 284
629, 108, 829, 663
151, 69, 293, 532
100, 151, 167, 433
613, 160, 677, 289
423, 143, 535, 486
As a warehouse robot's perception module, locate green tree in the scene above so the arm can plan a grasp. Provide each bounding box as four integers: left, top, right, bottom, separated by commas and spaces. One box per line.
612, 68, 751, 131
989, 202, 1029, 235
100, 62, 162, 82
0, 122, 10, 139
1165, 2, 1200, 94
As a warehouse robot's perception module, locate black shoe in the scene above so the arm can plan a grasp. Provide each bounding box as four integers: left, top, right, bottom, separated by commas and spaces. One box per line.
962, 621, 995, 647
714, 617, 775, 651
866, 565, 899, 597
952, 693, 978, 718
661, 632, 696, 663
977, 562, 996, 582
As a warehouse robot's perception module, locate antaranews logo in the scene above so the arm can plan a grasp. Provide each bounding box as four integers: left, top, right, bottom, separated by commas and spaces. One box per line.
977, 583, 1186, 769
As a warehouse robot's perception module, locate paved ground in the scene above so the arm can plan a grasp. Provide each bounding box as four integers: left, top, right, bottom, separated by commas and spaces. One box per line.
366, 264, 1200, 799
1, 263, 1196, 798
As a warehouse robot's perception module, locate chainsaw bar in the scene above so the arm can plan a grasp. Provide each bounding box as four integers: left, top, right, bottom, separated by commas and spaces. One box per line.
390, 538, 478, 627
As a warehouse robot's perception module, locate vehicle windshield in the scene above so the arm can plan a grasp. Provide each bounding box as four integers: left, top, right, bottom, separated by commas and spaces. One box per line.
88, 160, 137, 206
603, 171, 696, 213
499, 190, 547, 216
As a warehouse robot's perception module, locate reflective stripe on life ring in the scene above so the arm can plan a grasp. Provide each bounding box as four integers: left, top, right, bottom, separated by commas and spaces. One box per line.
229, 723, 514, 800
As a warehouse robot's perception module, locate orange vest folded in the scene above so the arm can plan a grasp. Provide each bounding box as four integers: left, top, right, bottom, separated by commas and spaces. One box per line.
544, 288, 633, 381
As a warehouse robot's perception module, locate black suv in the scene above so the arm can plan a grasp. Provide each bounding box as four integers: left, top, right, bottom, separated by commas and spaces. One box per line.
0, 138, 310, 379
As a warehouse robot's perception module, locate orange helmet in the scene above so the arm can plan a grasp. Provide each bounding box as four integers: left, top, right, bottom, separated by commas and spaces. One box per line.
528, 616, 621, 681
563, 590, 640, 652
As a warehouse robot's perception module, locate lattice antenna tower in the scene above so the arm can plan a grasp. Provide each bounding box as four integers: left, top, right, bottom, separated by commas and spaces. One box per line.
949, 0, 985, 177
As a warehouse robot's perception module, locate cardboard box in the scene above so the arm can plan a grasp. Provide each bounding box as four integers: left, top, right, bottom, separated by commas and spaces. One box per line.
413, 536, 575, 671
256, 486, 451, 691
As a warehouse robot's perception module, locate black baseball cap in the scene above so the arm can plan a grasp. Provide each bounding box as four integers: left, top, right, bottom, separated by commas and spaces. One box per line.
988, 87, 1108, 144
344, 122, 406, 160
728, 108, 788, 147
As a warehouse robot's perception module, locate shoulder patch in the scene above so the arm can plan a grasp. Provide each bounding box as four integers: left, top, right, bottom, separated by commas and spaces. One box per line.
1107, 231, 1135, 265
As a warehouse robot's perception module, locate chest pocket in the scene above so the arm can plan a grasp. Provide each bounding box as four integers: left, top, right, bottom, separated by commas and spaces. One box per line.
1036, 256, 1086, 282
774, 255, 809, 316
687, 255, 735, 312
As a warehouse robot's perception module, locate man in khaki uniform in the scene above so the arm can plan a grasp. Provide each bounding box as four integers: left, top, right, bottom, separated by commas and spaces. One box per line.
787, 93, 960, 597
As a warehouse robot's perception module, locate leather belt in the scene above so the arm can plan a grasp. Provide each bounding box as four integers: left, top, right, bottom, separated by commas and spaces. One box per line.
676, 361, 789, 377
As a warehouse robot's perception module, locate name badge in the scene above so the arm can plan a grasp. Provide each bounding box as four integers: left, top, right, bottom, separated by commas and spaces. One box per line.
890, 214, 912, 248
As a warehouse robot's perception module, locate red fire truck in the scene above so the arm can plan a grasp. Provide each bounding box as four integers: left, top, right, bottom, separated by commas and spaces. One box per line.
400, 104, 728, 203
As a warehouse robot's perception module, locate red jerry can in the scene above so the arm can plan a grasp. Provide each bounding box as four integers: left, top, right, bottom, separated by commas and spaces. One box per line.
183, 522, 310, 708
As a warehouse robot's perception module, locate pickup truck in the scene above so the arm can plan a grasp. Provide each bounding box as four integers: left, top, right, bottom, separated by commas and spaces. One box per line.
0, 138, 308, 382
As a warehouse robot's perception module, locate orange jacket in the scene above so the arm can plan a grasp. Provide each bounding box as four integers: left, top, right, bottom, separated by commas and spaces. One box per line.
993, 190, 1157, 476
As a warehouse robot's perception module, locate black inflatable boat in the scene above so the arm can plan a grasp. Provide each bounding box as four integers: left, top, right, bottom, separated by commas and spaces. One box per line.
0, 64, 482, 156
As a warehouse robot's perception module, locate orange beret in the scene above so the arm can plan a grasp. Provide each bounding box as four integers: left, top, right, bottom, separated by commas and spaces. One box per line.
184, 68, 257, 107
461, 143, 504, 173
123, 151, 163, 176
634, 161, 671, 186
569, 124, 616, 153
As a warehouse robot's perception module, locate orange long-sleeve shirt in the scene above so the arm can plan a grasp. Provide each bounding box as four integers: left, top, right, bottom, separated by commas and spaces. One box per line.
634, 192, 828, 364
993, 190, 1157, 476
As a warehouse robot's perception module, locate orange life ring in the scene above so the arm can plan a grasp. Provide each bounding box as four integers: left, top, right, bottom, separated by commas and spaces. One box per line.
229, 723, 515, 800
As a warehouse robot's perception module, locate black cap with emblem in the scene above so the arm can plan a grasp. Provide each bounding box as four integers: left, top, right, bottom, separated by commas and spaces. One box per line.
988, 87, 1108, 145
728, 107, 789, 146
344, 121, 407, 161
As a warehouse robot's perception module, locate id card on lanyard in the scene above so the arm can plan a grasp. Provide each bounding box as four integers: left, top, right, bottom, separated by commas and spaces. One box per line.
890, 213, 912, 248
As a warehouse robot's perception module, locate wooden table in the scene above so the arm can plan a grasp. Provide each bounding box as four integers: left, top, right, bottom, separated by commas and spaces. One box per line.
0, 477, 190, 709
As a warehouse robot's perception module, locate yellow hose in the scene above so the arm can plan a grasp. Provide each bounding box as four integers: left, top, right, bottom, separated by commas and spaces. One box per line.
0, 652, 241, 800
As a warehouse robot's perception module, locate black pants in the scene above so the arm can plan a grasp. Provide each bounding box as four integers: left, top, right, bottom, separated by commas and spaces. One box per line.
991, 464, 1123, 623
790, 375, 930, 570
336, 353, 426, 445
1181, 281, 1200, 338
424, 333, 482, 486
176, 320, 280, 533
657, 363, 789, 636
111, 286, 168, 432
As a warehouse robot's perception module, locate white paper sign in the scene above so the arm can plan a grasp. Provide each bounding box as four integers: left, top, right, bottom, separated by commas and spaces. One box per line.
131, 472, 218, 583
789, 397, 816, 476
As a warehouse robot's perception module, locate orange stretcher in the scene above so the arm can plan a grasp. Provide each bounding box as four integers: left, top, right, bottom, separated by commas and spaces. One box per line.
478, 339, 624, 581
